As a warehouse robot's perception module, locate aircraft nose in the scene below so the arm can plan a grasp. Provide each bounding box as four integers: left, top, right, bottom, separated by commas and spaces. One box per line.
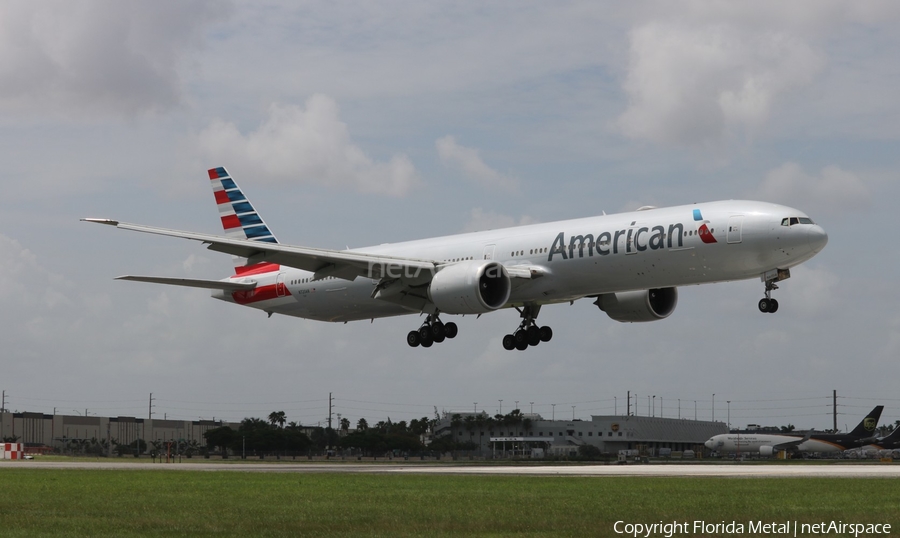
704, 439, 713, 449
807, 225, 828, 254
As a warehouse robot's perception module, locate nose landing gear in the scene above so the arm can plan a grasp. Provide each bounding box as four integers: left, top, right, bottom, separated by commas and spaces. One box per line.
758, 276, 780, 313
406, 314, 458, 348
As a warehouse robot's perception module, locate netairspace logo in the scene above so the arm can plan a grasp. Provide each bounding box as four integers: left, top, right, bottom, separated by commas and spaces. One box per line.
613, 520, 892, 537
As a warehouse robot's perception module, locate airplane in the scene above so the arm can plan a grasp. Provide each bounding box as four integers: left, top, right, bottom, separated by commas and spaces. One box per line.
704, 406, 883, 456
871, 424, 900, 451
83, 166, 828, 351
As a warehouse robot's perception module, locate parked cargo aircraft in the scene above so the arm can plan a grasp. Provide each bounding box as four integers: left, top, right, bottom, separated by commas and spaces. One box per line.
873, 425, 900, 451
84, 167, 828, 350
704, 406, 884, 456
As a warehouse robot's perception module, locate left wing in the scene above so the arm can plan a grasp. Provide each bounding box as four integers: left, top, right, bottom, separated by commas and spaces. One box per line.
82, 218, 438, 282
773, 430, 813, 452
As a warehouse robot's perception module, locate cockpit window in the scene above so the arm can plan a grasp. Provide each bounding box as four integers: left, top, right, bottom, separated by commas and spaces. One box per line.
781, 217, 816, 226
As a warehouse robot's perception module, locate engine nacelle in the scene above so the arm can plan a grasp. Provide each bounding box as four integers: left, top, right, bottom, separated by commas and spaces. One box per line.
594, 287, 678, 322
758, 445, 775, 457
428, 260, 511, 315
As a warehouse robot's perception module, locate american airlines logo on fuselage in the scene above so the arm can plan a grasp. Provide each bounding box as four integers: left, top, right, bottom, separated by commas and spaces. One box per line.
547, 210, 716, 262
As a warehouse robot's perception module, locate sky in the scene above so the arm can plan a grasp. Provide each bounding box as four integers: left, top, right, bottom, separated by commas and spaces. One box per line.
2, 0, 899, 432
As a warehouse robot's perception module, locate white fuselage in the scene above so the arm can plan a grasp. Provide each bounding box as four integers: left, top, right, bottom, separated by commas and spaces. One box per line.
705, 433, 845, 454
213, 200, 828, 322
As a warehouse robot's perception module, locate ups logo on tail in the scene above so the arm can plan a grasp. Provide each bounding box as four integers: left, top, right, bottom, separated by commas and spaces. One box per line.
864, 418, 877, 431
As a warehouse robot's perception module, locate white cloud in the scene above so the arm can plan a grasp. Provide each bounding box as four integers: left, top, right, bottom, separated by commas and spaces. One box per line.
436, 136, 519, 192
462, 208, 538, 233
196, 95, 419, 197
617, 21, 823, 146
0, 1, 227, 119
780, 265, 841, 318
755, 162, 871, 217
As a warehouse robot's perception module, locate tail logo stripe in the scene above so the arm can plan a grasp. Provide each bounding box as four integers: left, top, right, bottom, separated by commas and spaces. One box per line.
206, 167, 279, 272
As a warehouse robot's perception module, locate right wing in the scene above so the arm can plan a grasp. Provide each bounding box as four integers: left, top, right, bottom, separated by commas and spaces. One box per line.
115, 276, 257, 291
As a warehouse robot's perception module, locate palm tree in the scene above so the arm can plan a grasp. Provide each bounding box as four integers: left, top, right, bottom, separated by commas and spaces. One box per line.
357, 417, 369, 431
268, 411, 286, 429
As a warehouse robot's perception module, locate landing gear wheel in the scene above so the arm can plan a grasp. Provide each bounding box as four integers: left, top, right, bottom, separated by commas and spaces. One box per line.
502, 334, 516, 351
419, 326, 432, 340
421, 337, 433, 348
406, 330, 421, 347
513, 330, 529, 346
444, 322, 458, 339
431, 321, 447, 344
759, 298, 781, 313
539, 326, 553, 342
515, 339, 529, 351
527, 325, 541, 346
431, 321, 445, 340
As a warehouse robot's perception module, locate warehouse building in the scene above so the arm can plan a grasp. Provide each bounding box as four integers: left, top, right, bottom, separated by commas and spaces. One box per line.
0, 411, 236, 454
434, 412, 726, 457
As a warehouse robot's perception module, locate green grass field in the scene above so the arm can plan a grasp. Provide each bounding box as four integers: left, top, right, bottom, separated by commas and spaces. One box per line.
0, 468, 898, 537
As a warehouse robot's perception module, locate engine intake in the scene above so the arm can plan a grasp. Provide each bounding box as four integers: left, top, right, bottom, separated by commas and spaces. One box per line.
594, 287, 678, 323
428, 260, 511, 315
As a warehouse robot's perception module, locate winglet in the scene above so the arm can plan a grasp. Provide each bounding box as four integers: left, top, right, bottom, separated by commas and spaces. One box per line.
81, 218, 120, 226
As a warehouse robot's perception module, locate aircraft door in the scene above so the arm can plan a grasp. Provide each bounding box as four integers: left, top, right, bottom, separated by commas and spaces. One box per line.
276, 272, 287, 297
483, 244, 496, 260
727, 216, 743, 244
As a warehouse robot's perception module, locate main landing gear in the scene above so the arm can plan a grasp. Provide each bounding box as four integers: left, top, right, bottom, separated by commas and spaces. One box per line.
758, 278, 779, 313
502, 305, 552, 351
406, 314, 458, 348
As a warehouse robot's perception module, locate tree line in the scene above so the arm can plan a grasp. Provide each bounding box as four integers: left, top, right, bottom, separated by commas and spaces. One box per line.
201, 412, 481, 457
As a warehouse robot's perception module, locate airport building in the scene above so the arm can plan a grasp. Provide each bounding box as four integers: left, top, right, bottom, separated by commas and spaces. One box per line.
3, 409, 726, 458
434, 412, 727, 457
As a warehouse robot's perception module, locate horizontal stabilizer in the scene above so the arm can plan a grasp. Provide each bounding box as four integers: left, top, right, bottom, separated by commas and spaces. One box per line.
116, 275, 257, 291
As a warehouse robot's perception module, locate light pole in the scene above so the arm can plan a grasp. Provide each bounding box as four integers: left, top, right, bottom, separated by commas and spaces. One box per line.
530, 402, 534, 415
712, 394, 716, 422
652, 395, 656, 417
694, 400, 697, 420
660, 397, 663, 418
552, 404, 556, 421
727, 400, 731, 430
499, 400, 503, 415
614, 396, 617, 415
515, 400, 519, 412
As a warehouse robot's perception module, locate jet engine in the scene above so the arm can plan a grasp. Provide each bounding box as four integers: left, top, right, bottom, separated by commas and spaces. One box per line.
758, 446, 776, 457
594, 287, 678, 322
428, 260, 511, 315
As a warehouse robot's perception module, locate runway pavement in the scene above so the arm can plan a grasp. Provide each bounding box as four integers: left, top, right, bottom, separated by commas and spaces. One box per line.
3, 460, 899, 477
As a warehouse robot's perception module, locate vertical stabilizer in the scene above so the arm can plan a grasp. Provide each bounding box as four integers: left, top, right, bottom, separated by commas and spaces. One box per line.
207, 167, 279, 270
849, 405, 883, 438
